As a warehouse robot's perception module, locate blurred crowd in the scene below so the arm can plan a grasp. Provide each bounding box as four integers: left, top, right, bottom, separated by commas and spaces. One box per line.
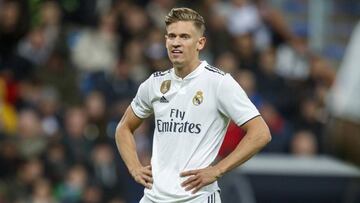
0, 0, 351, 202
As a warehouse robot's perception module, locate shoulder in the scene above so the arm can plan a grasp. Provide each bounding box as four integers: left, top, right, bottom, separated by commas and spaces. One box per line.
138, 69, 171, 90
200, 64, 229, 93
203, 64, 226, 77
152, 69, 171, 78
140, 69, 171, 85
202, 63, 240, 89
202, 64, 227, 86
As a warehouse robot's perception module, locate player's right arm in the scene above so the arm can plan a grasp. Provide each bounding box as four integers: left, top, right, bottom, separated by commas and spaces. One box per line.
115, 106, 153, 189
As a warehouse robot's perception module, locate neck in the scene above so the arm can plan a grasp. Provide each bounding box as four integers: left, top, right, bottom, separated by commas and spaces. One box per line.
174, 60, 201, 78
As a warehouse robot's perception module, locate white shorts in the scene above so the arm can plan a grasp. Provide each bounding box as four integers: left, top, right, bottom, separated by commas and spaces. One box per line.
139, 191, 221, 203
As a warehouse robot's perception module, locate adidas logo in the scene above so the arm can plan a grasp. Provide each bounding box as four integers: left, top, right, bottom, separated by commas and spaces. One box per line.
160, 96, 169, 103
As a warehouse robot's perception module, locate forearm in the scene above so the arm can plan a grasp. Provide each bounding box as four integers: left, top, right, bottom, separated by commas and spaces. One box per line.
214, 128, 271, 176
115, 126, 142, 172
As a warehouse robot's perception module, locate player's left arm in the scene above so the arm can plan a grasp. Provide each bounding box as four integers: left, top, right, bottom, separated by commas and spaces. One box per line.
181, 116, 271, 193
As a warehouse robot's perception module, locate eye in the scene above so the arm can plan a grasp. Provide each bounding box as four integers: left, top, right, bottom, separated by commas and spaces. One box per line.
167, 34, 176, 39
181, 34, 190, 39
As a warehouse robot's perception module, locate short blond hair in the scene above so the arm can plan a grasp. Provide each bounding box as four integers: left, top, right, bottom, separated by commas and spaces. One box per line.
165, 8, 205, 35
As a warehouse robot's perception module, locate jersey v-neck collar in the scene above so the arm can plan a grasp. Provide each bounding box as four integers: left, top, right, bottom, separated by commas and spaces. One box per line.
170, 61, 207, 81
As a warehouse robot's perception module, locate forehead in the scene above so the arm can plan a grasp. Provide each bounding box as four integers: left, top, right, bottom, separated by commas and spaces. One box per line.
166, 21, 199, 35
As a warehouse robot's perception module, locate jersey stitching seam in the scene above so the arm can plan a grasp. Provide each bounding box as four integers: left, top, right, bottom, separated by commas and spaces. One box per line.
215, 73, 227, 115
148, 75, 154, 114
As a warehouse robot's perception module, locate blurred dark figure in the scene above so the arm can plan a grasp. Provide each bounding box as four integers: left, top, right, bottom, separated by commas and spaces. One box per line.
80, 184, 103, 203
260, 103, 292, 153
294, 97, 324, 152
16, 0, 64, 66
146, 0, 175, 29
16, 108, 47, 159
36, 51, 80, 106
307, 56, 336, 89
118, 4, 149, 44
256, 47, 291, 114
55, 164, 88, 203
275, 35, 310, 80
122, 39, 149, 83
82, 61, 138, 107
63, 107, 93, 166
91, 144, 118, 188
27, 178, 58, 203
254, 0, 297, 48
144, 28, 169, 74
90, 143, 125, 201
84, 91, 108, 141
60, 0, 112, 26
43, 142, 69, 184
17, 26, 52, 66
0, 0, 29, 70
225, 0, 271, 50
38, 86, 61, 138
72, 11, 119, 75
204, 11, 231, 59
290, 130, 318, 156
15, 79, 42, 110
326, 21, 360, 166
214, 52, 238, 74
71, 10, 119, 98
232, 33, 259, 71
0, 138, 23, 179
234, 69, 263, 108
5, 159, 45, 202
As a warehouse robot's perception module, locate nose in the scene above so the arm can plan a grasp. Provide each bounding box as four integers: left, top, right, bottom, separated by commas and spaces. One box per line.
171, 37, 181, 47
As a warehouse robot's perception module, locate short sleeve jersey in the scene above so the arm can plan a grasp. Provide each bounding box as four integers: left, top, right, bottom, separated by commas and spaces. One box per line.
131, 61, 260, 202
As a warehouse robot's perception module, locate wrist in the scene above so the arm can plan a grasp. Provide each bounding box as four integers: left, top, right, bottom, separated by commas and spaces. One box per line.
128, 163, 142, 175
213, 165, 225, 179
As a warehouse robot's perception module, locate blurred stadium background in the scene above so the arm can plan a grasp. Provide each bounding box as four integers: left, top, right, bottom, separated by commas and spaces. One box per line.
0, 0, 360, 202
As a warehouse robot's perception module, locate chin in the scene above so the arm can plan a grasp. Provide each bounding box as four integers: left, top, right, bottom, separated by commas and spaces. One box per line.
171, 60, 184, 67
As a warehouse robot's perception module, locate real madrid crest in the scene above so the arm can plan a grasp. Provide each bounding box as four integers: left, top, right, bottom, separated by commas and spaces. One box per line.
160, 80, 171, 94
193, 91, 203, 106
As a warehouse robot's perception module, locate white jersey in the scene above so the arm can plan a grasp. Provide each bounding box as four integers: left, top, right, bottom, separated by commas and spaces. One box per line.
131, 61, 260, 203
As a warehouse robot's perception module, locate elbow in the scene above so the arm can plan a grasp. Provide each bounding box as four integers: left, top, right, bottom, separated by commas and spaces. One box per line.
249, 127, 272, 148
263, 126, 272, 145
264, 130, 272, 144
257, 125, 271, 147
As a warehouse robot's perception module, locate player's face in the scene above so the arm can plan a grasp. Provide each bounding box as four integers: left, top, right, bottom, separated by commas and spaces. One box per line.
165, 21, 205, 68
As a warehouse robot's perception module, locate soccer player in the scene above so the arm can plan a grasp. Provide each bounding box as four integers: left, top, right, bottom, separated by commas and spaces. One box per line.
115, 7, 271, 203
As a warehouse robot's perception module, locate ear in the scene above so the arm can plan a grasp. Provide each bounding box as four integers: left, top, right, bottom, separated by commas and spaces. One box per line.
197, 36, 206, 51
165, 35, 169, 49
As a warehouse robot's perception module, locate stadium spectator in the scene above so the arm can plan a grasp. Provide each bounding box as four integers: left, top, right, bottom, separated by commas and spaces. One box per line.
29, 178, 58, 203
63, 107, 93, 165
0, 0, 30, 74
290, 130, 318, 156
16, 108, 47, 159
90, 143, 123, 200
55, 164, 88, 203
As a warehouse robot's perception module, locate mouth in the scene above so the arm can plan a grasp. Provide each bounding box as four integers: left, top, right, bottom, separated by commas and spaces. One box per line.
171, 50, 183, 56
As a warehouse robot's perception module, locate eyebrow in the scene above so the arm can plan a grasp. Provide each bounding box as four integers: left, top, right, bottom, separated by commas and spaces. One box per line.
166, 32, 192, 36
